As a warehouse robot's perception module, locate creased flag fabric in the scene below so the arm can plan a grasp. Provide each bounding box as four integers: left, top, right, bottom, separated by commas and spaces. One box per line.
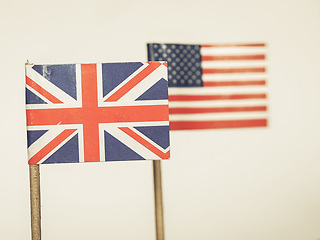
25, 62, 170, 164
147, 43, 268, 130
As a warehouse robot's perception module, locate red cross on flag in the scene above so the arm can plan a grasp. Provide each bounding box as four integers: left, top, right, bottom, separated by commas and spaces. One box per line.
25, 62, 170, 164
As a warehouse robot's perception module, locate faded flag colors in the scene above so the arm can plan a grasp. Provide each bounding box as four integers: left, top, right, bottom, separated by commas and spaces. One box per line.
25, 62, 170, 164
147, 43, 268, 130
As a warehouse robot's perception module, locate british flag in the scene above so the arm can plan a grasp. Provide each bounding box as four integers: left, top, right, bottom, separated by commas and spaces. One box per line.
25, 62, 170, 164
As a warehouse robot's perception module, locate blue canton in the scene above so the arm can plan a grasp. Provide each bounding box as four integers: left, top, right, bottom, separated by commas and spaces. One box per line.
148, 43, 203, 87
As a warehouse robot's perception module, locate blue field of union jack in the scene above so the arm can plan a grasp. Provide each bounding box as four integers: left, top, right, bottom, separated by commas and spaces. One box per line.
25, 62, 170, 164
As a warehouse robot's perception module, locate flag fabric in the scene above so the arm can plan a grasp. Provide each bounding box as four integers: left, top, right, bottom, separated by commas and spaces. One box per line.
25, 62, 170, 164
147, 43, 268, 130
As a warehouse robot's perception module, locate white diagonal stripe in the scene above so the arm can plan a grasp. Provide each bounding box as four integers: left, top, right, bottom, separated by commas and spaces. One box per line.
117, 64, 167, 103
26, 65, 79, 105
201, 47, 266, 55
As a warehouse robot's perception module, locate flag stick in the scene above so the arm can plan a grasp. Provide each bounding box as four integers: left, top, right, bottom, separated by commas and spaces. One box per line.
153, 160, 165, 240
29, 164, 41, 240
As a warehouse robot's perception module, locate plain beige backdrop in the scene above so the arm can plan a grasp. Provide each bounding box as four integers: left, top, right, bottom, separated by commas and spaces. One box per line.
1, 0, 320, 239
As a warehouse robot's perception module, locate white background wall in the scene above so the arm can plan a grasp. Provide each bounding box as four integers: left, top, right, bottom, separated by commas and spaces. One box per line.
1, 0, 320, 239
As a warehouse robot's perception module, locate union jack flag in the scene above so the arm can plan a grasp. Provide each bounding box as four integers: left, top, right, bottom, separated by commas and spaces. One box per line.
25, 62, 170, 164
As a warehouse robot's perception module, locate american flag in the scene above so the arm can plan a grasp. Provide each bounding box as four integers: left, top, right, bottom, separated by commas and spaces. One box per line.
25, 62, 170, 164
147, 43, 268, 130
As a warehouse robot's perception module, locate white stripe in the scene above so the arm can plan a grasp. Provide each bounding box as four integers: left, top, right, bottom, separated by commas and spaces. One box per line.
97, 63, 104, 107
169, 99, 267, 108
101, 121, 169, 127
27, 125, 54, 131
99, 123, 106, 162
202, 60, 266, 68
202, 73, 267, 81
26, 65, 79, 106
100, 100, 169, 107
26, 104, 82, 109
169, 112, 267, 121
77, 125, 84, 163
169, 86, 267, 95
201, 47, 266, 55
26, 100, 169, 109
76, 64, 82, 107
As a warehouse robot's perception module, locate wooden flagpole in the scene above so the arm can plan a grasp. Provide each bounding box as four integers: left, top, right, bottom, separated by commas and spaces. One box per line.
153, 160, 165, 240
29, 164, 41, 240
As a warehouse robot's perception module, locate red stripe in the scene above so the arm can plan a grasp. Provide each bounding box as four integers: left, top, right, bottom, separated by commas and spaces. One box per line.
81, 64, 100, 162
170, 119, 267, 130
203, 80, 266, 87
26, 105, 169, 126
119, 127, 170, 159
105, 62, 161, 102
201, 43, 266, 47
201, 54, 265, 61
26, 76, 63, 104
28, 129, 77, 164
81, 64, 98, 108
169, 94, 266, 101
203, 67, 266, 74
169, 106, 267, 114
